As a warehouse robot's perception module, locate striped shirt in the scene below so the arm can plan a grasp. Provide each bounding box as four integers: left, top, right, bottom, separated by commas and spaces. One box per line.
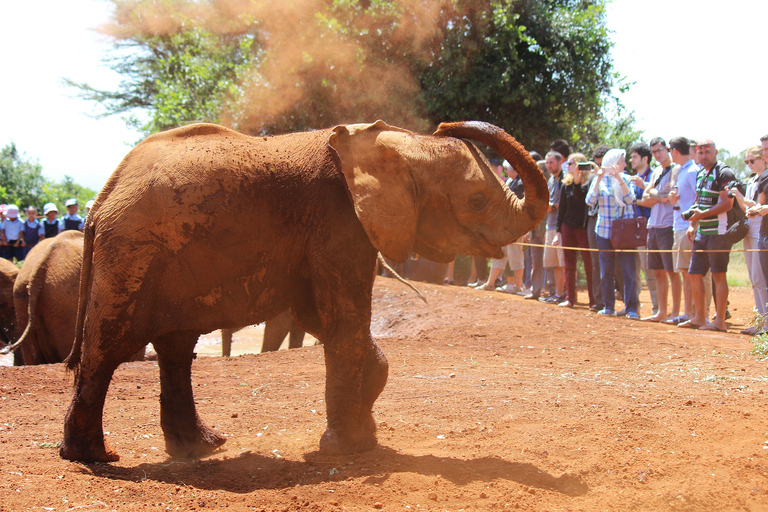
585, 173, 636, 239
694, 162, 735, 236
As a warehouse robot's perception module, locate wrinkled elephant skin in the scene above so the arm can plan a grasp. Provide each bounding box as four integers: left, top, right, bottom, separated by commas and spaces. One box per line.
59, 121, 547, 463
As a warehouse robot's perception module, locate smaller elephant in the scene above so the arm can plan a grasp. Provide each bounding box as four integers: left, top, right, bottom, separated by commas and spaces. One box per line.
11, 231, 143, 365
220, 309, 306, 356
0, 258, 19, 346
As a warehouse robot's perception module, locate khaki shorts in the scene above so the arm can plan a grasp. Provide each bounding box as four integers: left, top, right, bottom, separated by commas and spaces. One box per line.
673, 229, 692, 272
543, 229, 565, 267
490, 243, 525, 272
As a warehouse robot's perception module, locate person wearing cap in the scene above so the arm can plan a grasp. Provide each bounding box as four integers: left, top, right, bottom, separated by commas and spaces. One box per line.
84, 199, 95, 222
20, 206, 45, 259
1, 205, 25, 261
42, 203, 62, 239
61, 199, 84, 232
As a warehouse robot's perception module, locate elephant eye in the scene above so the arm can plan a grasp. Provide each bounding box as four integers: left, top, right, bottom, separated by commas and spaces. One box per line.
468, 193, 488, 212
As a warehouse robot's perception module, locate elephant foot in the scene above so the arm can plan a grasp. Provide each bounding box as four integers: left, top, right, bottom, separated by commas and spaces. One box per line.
319, 427, 377, 455
164, 425, 227, 459
60, 436, 120, 463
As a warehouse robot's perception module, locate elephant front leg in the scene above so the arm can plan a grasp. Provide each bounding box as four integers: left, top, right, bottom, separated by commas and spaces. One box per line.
320, 338, 388, 455
155, 332, 226, 458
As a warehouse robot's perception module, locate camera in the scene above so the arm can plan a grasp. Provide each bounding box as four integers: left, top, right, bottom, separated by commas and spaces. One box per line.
681, 209, 697, 221
577, 162, 592, 171
725, 180, 742, 198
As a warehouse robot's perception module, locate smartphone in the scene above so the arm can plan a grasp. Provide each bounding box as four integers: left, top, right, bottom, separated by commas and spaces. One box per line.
577, 162, 591, 170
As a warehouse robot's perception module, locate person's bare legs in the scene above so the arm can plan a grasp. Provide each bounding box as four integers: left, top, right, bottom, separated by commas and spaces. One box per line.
709, 272, 729, 330
668, 270, 681, 319
683, 273, 707, 327
553, 266, 565, 297
680, 270, 694, 318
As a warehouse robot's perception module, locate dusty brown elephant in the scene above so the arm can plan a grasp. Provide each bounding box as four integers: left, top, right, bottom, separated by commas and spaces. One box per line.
0, 258, 19, 347
60, 120, 548, 463
10, 231, 144, 366
11, 232, 84, 365
220, 308, 307, 356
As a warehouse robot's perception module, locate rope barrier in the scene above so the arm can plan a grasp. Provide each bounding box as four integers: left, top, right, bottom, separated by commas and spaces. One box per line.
514, 241, 758, 254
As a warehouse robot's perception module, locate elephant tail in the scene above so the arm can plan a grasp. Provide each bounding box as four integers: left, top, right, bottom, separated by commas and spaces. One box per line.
2, 242, 54, 361
376, 253, 427, 304
64, 222, 94, 375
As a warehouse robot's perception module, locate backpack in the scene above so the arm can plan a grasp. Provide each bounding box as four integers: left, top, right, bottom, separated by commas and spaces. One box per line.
720, 166, 748, 245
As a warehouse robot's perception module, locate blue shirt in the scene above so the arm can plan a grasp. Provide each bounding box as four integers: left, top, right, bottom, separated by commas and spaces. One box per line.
673, 160, 700, 232
546, 174, 563, 230
646, 165, 676, 229
2, 218, 24, 241
585, 173, 636, 239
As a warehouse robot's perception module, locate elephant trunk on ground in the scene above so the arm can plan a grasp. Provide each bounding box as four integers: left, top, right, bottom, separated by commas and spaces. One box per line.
433, 121, 548, 238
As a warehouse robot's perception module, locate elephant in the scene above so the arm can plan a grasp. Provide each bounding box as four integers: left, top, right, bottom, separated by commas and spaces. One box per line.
220, 308, 306, 356
9, 231, 144, 366
59, 120, 548, 463
0, 258, 19, 346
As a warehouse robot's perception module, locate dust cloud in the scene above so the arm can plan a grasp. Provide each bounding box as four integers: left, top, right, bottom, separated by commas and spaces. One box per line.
99, 0, 459, 133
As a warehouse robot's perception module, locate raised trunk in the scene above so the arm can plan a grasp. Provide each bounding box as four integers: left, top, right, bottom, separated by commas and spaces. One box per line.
433, 121, 549, 236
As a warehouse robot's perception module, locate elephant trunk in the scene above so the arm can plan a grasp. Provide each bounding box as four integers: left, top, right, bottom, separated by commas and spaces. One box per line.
433, 121, 549, 238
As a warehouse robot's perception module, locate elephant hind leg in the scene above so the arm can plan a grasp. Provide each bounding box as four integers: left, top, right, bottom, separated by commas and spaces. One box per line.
154, 331, 226, 458
287, 319, 305, 349
60, 358, 124, 462
261, 309, 293, 352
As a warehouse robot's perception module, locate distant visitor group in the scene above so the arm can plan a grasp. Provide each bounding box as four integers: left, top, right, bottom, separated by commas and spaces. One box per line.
448, 133, 768, 336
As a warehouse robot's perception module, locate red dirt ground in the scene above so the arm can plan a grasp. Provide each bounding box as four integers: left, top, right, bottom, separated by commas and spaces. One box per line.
1, 276, 767, 511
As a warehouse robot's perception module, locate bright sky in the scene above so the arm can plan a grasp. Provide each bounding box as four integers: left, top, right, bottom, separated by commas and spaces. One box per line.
1, 0, 765, 192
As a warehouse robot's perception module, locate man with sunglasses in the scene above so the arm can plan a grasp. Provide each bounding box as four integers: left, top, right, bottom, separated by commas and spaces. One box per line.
639, 138, 681, 323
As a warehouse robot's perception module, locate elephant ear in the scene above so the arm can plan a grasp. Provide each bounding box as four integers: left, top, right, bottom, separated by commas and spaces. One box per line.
328, 120, 418, 263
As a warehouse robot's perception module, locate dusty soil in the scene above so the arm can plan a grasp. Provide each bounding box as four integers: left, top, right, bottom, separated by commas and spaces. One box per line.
1, 276, 767, 512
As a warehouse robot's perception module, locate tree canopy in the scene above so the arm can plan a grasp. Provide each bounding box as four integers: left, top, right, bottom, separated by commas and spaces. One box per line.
69, 0, 637, 155
0, 143, 97, 212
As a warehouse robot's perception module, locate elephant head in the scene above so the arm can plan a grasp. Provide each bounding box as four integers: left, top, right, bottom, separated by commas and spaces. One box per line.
328, 120, 548, 263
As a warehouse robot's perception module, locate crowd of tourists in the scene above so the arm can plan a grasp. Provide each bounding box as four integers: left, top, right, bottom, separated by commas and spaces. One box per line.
455, 133, 768, 335
0, 199, 91, 261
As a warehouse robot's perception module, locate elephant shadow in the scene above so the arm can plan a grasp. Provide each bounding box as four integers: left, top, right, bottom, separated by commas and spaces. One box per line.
77, 446, 588, 497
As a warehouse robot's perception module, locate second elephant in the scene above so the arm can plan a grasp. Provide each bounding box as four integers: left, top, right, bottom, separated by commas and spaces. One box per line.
12, 231, 145, 366
220, 308, 307, 356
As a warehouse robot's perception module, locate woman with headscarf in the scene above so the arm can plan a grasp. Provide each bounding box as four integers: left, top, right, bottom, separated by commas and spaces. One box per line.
585, 149, 639, 318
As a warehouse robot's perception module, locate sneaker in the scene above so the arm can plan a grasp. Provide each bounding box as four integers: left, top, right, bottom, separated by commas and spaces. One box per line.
524, 293, 540, 300
589, 304, 603, 312
558, 300, 574, 308
475, 283, 495, 291
725, 309, 732, 320
616, 309, 627, 317
496, 284, 517, 294
597, 308, 616, 316
626, 312, 640, 320
466, 281, 479, 288
538, 295, 553, 303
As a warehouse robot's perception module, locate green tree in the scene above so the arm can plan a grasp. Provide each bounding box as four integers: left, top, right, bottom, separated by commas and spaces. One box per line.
66, 26, 258, 136
0, 143, 47, 209
68, 0, 636, 150
0, 143, 97, 212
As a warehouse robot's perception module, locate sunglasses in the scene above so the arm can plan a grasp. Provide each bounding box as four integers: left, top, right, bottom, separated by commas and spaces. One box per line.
745, 158, 762, 165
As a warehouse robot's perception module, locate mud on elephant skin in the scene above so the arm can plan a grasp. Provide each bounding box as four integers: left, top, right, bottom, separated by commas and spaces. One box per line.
10, 231, 144, 366
59, 120, 548, 463
220, 308, 307, 357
